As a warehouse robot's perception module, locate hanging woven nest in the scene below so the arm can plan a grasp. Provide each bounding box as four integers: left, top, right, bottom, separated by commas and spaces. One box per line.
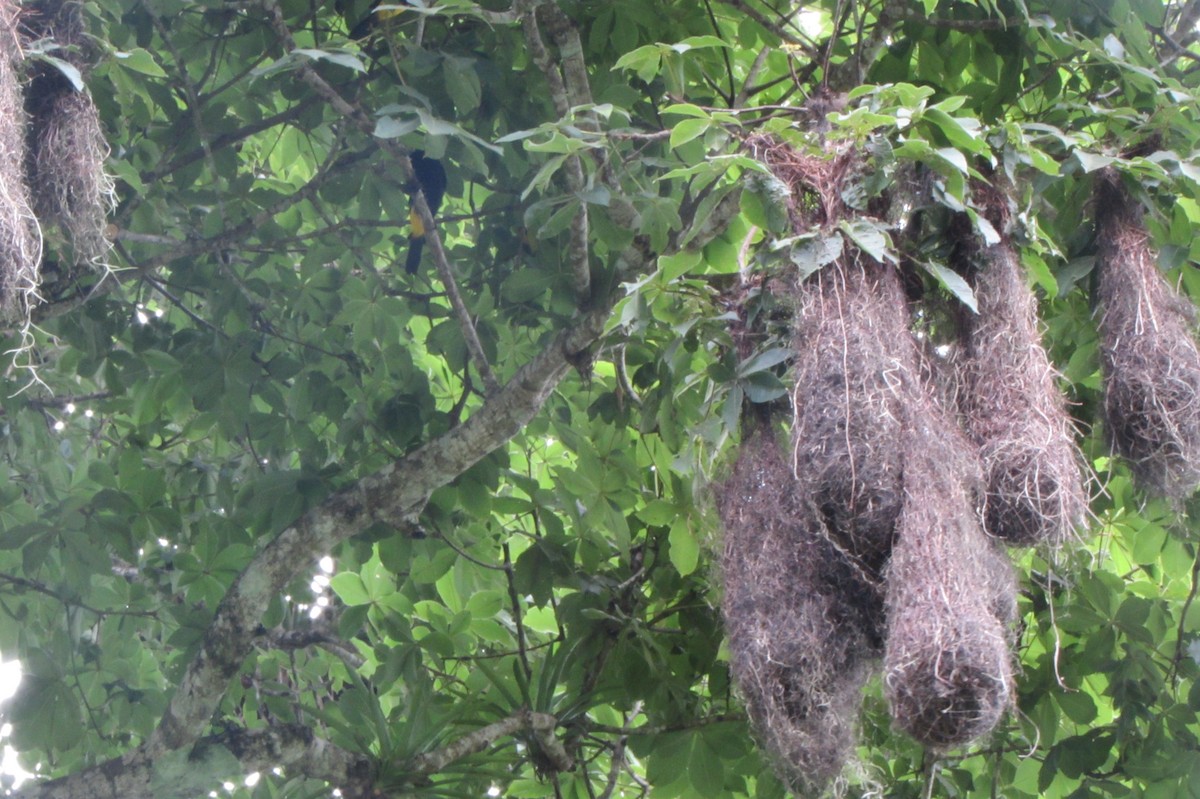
790, 257, 908, 572
883, 401, 1016, 748
0, 0, 40, 319
954, 193, 1087, 546
1094, 171, 1200, 499
717, 430, 882, 797
23, 0, 113, 268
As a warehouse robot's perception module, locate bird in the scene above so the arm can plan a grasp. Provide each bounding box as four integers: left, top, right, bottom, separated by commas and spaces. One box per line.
342, 0, 408, 40
405, 150, 447, 274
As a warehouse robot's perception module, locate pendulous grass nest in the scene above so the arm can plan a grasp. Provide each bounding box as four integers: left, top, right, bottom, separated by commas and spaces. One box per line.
718, 139, 1024, 791
954, 196, 1087, 546
790, 258, 908, 573
883, 397, 1016, 749
0, 0, 40, 318
23, 0, 113, 268
1094, 171, 1200, 499
716, 430, 883, 797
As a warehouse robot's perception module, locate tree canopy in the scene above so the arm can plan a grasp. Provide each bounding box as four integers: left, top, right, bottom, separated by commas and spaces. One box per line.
2, 0, 1200, 798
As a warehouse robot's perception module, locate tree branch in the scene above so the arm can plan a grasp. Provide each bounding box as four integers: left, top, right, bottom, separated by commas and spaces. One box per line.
15, 724, 373, 799
11, 295, 621, 798
407, 709, 571, 776
718, 0, 818, 55
147, 300, 613, 756
261, 626, 366, 670
1172, 0, 1200, 42
0, 572, 157, 619
519, 1, 593, 304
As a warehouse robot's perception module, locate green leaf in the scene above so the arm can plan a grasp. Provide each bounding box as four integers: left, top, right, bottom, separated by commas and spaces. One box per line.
444, 56, 482, 114
670, 118, 711, 150
1056, 691, 1097, 725
786, 232, 843, 279
1131, 523, 1167, 564
741, 370, 787, 403
688, 733, 725, 793
114, 48, 168, 77
670, 35, 729, 52
1021, 250, 1058, 298
1075, 151, 1117, 173
612, 44, 661, 83
669, 519, 699, 576
33, 54, 84, 91
374, 115, 421, 139
292, 48, 366, 73
924, 107, 986, 155
838, 219, 894, 263
737, 347, 792, 377
934, 146, 970, 175
919, 260, 978, 312
330, 572, 371, 606
639, 499, 678, 526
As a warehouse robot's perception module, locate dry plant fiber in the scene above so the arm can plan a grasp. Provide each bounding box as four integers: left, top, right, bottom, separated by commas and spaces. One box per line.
956, 214, 1086, 546
790, 255, 909, 574
24, 0, 113, 267
884, 402, 1016, 749
28, 87, 113, 266
746, 133, 853, 228
717, 430, 882, 797
750, 136, 906, 571
0, 0, 40, 317
1095, 171, 1200, 498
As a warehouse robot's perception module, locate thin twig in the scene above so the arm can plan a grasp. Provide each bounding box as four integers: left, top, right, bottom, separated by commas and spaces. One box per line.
0, 572, 159, 618
1170, 548, 1200, 683
587, 712, 743, 737
503, 542, 533, 681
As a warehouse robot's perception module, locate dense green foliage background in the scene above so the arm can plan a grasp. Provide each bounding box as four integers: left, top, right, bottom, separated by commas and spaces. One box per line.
2, 0, 1200, 797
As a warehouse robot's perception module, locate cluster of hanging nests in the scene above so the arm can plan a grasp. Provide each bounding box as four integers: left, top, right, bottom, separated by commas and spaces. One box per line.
716, 137, 1200, 795
0, 0, 113, 320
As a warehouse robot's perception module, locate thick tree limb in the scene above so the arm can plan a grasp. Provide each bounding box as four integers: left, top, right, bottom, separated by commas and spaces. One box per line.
8, 296, 621, 799
148, 301, 613, 755
1172, 0, 1200, 42
15, 725, 372, 799
537, 3, 597, 119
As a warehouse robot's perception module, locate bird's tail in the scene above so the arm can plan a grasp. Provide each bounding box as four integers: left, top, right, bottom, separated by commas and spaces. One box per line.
405, 236, 424, 274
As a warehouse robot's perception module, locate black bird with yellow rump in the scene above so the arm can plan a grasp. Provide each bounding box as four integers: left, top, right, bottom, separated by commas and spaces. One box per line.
339, 0, 410, 41
405, 150, 447, 274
